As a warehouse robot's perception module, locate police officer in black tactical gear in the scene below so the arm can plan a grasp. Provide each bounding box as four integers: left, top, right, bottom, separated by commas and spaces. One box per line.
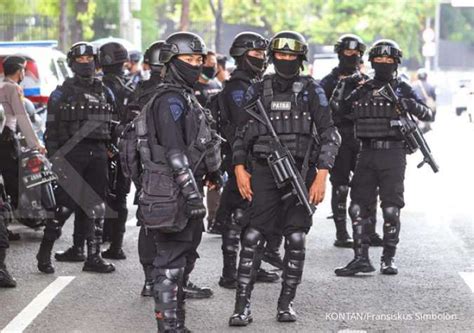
98, 41, 134, 260
130, 32, 222, 332
229, 31, 340, 326
320, 34, 382, 248
334, 40, 433, 277
128, 40, 165, 297
213, 32, 280, 290
36, 42, 116, 274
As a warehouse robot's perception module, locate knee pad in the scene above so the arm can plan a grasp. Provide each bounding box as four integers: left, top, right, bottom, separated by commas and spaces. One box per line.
222, 227, 240, 254
231, 208, 245, 226
239, 228, 263, 278
285, 232, 305, 251
333, 185, 349, 201
382, 206, 401, 245
55, 206, 73, 223
349, 203, 362, 223
43, 219, 63, 241
91, 203, 106, 220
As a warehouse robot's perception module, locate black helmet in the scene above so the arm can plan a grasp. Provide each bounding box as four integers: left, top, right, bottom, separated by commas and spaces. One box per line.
99, 42, 128, 66
144, 41, 165, 67
269, 31, 308, 61
67, 42, 97, 67
334, 34, 366, 55
2, 55, 26, 76
368, 39, 402, 64
229, 32, 268, 58
159, 32, 207, 64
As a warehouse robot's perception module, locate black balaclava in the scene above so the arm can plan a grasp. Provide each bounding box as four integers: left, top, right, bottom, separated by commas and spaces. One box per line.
338, 54, 360, 73
169, 58, 202, 88
241, 54, 266, 76
72, 61, 96, 78
102, 63, 124, 75
273, 56, 300, 79
372, 62, 397, 82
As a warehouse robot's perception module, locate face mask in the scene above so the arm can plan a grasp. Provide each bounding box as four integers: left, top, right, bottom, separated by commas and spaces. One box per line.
72, 61, 95, 78
339, 54, 360, 72
244, 55, 266, 74
273, 58, 300, 79
372, 62, 397, 82
172, 58, 202, 87
201, 66, 217, 80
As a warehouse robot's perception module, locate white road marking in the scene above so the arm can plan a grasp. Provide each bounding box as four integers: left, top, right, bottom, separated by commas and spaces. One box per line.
459, 272, 474, 293
1, 276, 75, 333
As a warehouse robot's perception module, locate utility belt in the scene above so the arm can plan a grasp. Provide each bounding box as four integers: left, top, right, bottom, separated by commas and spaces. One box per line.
251, 134, 317, 161
361, 139, 405, 150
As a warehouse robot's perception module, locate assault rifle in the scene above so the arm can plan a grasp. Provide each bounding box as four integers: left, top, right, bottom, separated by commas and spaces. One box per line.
246, 99, 316, 216
378, 84, 439, 173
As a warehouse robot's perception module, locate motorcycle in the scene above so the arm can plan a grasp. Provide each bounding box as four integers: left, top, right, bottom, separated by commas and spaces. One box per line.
15, 146, 57, 229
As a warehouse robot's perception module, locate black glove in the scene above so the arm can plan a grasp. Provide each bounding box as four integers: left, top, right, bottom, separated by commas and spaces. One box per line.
205, 170, 224, 190
185, 197, 206, 219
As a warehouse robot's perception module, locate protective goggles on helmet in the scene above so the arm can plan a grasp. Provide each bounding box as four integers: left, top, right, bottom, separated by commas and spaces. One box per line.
370, 45, 402, 60
271, 38, 307, 54
234, 38, 269, 50
338, 40, 366, 52
70, 44, 96, 58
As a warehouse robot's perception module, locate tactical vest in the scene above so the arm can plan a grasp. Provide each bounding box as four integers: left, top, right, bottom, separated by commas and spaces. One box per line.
56, 79, 113, 143
353, 88, 402, 139
247, 76, 317, 161
119, 83, 221, 231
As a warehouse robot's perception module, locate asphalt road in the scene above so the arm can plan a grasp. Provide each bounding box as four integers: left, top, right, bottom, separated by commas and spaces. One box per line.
1, 107, 473, 333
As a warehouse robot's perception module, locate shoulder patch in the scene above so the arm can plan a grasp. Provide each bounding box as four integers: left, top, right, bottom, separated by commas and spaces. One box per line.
49, 89, 63, 103
231, 89, 245, 107
168, 96, 185, 121
244, 85, 255, 104
314, 86, 329, 107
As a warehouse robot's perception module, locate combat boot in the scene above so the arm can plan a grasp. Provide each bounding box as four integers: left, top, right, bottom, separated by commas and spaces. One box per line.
334, 257, 375, 276
102, 247, 126, 260
256, 268, 279, 283
83, 239, 115, 273
55, 246, 85, 262
141, 264, 154, 297
183, 281, 213, 299
263, 235, 284, 269
36, 239, 55, 274
229, 295, 253, 326
380, 256, 398, 275
0, 266, 16, 288
0, 249, 16, 288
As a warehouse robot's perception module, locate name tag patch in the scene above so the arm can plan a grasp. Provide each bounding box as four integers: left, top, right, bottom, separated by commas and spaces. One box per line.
271, 101, 291, 110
